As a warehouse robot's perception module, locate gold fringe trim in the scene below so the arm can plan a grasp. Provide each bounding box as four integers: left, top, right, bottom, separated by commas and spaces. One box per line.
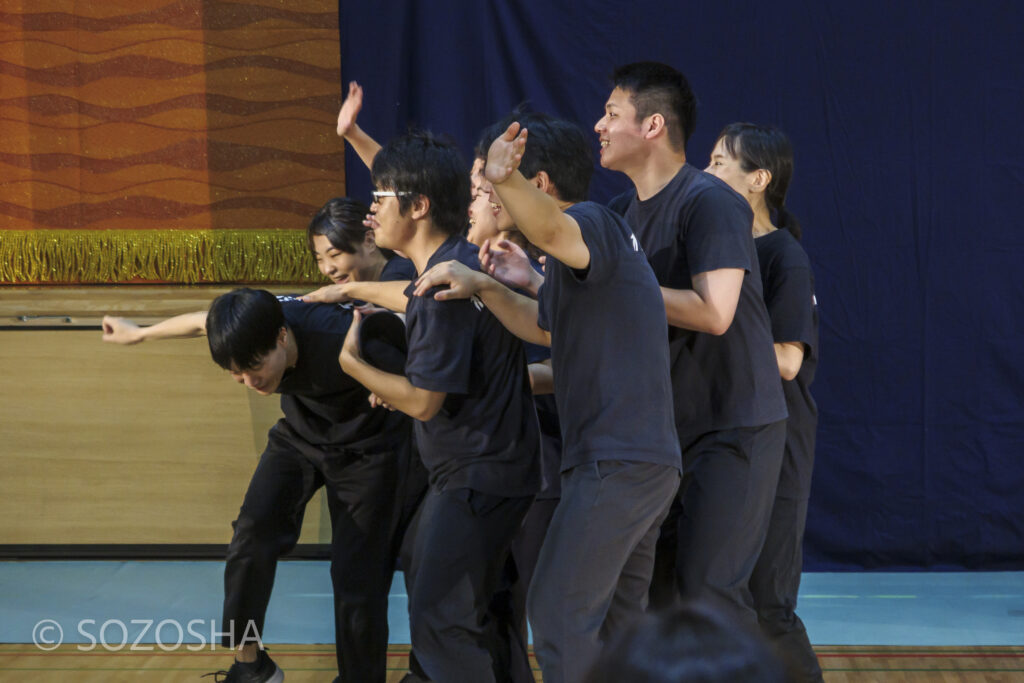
0, 230, 326, 285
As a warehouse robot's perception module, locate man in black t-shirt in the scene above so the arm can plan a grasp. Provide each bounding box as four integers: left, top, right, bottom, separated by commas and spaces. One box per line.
596, 63, 788, 622
102, 289, 424, 683
337, 131, 540, 682
415, 113, 681, 683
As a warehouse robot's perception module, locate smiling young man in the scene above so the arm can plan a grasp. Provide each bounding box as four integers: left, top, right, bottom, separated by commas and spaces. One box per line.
595, 62, 788, 623
102, 289, 424, 683
337, 131, 541, 683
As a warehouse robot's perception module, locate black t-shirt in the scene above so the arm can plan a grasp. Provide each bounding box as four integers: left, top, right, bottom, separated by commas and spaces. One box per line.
756, 229, 819, 498
381, 255, 417, 282
537, 202, 681, 472
403, 235, 541, 497
273, 297, 408, 450
623, 164, 787, 445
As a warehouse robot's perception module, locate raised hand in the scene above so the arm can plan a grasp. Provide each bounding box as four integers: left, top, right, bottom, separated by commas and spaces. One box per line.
480, 239, 535, 291
484, 122, 528, 185
337, 81, 364, 138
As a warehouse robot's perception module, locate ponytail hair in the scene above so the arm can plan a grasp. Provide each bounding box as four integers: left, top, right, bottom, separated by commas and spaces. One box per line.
716, 123, 802, 241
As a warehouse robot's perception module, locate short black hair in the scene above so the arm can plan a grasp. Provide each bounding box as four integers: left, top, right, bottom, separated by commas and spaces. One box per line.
306, 197, 371, 254
479, 110, 594, 203
206, 288, 284, 371
371, 131, 470, 236
612, 61, 697, 151
585, 600, 791, 683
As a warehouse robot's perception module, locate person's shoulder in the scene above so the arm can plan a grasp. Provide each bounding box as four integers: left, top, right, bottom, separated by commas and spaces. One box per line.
758, 229, 811, 269
381, 255, 417, 282
278, 296, 352, 333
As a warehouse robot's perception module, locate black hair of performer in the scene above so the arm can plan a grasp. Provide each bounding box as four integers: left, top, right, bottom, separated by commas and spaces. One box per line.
706, 123, 823, 682
412, 110, 682, 683
597, 61, 789, 626
338, 129, 541, 682
584, 600, 791, 683
103, 285, 425, 683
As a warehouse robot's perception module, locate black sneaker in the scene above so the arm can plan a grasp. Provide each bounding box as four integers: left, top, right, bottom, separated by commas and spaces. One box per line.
203, 649, 284, 682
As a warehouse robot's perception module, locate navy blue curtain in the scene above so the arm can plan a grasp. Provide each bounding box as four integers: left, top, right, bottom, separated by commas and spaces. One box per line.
339, 1, 1024, 570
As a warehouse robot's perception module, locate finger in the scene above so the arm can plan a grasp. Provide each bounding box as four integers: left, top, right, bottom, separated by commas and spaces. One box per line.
504, 121, 521, 140
352, 308, 363, 325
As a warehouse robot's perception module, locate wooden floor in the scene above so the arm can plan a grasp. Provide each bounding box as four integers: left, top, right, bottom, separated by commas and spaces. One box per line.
1, 645, 1023, 682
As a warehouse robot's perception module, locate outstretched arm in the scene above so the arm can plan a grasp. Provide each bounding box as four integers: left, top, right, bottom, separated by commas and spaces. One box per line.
301, 280, 410, 313
101, 312, 207, 345
485, 123, 590, 270
337, 81, 382, 170
413, 260, 550, 347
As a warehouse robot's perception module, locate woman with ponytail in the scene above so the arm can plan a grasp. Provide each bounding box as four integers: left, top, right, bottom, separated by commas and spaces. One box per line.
706, 123, 823, 683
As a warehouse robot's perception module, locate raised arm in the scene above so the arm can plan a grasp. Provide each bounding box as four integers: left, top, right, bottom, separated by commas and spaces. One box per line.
413, 260, 551, 347
337, 81, 382, 170
485, 123, 590, 270
101, 311, 207, 345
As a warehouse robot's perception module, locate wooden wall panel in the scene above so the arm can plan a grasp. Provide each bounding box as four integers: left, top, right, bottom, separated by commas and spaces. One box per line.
0, 287, 329, 545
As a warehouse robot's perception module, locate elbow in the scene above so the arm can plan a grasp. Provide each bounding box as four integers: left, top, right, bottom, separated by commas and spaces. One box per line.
706, 315, 733, 336
779, 364, 800, 381
411, 403, 441, 422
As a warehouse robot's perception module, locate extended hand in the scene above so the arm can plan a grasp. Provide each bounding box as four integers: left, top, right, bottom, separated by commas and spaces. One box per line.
301, 283, 352, 304
485, 122, 528, 185
337, 81, 364, 138
413, 260, 484, 300
101, 316, 143, 345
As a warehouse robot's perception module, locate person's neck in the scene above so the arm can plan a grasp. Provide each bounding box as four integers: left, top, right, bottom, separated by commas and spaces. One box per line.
750, 198, 777, 237
628, 148, 686, 201
284, 325, 299, 368
364, 252, 386, 282
404, 228, 451, 276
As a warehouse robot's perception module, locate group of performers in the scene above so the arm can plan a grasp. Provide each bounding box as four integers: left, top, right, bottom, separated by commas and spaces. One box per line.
102, 61, 820, 683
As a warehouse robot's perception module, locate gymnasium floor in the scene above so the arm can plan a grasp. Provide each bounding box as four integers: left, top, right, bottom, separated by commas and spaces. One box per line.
1, 561, 1022, 681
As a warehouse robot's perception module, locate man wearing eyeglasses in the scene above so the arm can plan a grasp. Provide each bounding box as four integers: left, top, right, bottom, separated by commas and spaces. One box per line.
338, 131, 541, 682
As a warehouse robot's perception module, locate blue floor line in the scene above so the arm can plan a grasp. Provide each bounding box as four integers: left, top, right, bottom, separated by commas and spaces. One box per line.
1, 561, 1022, 646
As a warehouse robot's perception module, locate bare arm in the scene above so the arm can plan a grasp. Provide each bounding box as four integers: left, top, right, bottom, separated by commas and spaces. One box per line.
336, 81, 382, 170
529, 359, 554, 395
301, 280, 410, 313
413, 260, 551, 347
339, 311, 445, 421
774, 342, 805, 381
660, 268, 744, 335
101, 312, 207, 345
485, 123, 590, 270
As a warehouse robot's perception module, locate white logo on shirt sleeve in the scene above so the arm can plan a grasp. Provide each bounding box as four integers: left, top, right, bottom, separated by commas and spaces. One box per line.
630, 234, 640, 252
471, 295, 485, 311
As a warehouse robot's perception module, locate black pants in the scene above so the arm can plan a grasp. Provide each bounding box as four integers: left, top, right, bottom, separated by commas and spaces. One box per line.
528, 461, 680, 683
651, 421, 786, 623
221, 421, 426, 683
680, 421, 786, 621
750, 491, 823, 681
404, 486, 533, 683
